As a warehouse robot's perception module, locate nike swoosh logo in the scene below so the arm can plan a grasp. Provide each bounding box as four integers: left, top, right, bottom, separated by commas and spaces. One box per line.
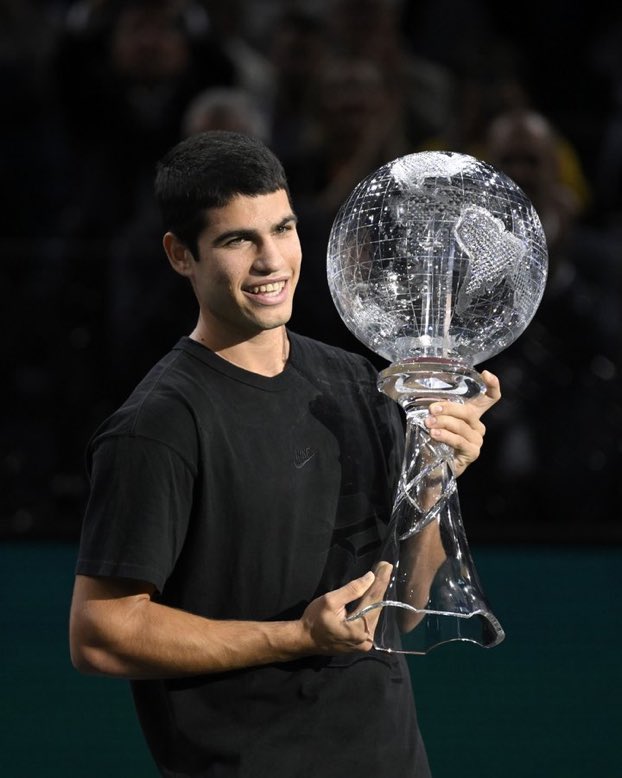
294, 448, 316, 468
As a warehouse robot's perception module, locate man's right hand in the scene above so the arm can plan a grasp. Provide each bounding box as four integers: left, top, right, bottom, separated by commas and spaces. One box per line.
299, 562, 393, 654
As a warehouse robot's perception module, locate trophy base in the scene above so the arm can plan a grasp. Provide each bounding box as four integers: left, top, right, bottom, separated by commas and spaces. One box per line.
349, 600, 505, 655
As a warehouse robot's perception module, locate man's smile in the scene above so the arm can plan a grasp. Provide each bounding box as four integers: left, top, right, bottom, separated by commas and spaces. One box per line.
242, 279, 291, 307
245, 280, 287, 296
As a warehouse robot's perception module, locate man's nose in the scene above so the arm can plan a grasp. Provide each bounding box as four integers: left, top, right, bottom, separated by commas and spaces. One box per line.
252, 237, 284, 272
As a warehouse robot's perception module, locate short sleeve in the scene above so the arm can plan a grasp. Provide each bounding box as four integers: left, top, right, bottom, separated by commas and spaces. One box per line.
76, 434, 195, 592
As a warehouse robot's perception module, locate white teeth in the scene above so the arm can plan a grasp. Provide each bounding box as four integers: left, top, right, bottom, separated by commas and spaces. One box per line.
248, 281, 285, 295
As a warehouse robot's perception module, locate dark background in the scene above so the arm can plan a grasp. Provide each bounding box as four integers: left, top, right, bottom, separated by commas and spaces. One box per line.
2, 0, 622, 543
1, 1, 621, 775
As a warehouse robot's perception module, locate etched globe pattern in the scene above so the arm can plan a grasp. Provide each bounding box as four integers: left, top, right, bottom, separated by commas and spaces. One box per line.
327, 151, 548, 365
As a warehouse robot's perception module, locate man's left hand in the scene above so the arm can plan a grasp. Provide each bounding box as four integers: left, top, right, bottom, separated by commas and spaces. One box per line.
424, 370, 501, 477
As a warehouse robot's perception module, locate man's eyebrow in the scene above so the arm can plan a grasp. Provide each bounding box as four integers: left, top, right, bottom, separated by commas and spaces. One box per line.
277, 213, 298, 228
212, 214, 298, 246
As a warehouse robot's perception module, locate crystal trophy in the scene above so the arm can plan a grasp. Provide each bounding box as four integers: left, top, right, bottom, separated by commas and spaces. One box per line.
327, 151, 548, 653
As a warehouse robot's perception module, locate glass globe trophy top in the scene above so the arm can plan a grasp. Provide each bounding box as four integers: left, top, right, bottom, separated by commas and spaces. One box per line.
327, 151, 548, 653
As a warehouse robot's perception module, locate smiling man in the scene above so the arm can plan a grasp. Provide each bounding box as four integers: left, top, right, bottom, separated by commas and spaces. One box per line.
69, 131, 500, 777
163, 188, 300, 375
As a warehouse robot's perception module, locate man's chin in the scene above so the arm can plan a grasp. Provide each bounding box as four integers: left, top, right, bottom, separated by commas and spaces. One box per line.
249, 307, 292, 332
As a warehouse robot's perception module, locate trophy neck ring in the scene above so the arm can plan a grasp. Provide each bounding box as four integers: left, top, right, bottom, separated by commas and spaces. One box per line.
378, 358, 485, 412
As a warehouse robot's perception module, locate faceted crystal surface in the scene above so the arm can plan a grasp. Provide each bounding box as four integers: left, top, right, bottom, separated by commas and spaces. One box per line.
326, 151, 548, 365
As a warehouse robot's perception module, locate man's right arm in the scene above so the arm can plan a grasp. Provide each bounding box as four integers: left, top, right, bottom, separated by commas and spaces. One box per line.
69, 565, 392, 679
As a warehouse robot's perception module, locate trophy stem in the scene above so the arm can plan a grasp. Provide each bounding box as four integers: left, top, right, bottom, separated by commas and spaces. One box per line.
349, 358, 505, 654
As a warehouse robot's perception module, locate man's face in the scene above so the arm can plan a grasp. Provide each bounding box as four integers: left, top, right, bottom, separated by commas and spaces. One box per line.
188, 189, 302, 340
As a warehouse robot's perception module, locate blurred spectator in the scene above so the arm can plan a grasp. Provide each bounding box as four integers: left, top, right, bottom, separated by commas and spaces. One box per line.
326, 0, 453, 148
265, 8, 329, 160
485, 110, 582, 249
424, 43, 530, 156
422, 41, 592, 216
459, 107, 622, 540
286, 56, 410, 211
55, 0, 236, 239
284, 55, 412, 362
484, 109, 620, 318
181, 86, 269, 140
402, 0, 498, 76
202, 0, 275, 121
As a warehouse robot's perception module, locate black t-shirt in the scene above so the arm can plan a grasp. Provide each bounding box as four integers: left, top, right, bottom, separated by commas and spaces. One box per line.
77, 333, 431, 777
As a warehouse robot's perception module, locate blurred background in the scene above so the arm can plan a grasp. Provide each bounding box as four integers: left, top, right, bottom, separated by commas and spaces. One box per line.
1, 0, 621, 775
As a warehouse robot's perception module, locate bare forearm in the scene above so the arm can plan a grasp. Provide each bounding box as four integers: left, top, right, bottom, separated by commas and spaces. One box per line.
71, 596, 312, 679
70, 571, 382, 679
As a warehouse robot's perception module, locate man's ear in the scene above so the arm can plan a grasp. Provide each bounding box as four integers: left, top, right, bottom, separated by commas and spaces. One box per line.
163, 232, 196, 277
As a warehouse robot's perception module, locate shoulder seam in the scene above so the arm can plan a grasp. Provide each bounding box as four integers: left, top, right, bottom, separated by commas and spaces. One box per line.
91, 431, 198, 476
130, 349, 185, 436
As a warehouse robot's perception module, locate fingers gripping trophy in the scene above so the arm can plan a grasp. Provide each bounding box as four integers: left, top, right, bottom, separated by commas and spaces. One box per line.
326, 151, 548, 653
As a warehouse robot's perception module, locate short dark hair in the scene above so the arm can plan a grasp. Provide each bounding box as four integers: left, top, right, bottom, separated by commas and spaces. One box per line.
154, 131, 291, 258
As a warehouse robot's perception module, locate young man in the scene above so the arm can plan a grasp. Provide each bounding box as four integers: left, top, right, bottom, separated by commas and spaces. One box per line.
70, 131, 500, 777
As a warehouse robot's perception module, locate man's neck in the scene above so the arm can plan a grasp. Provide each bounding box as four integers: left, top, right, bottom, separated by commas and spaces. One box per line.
190, 324, 290, 377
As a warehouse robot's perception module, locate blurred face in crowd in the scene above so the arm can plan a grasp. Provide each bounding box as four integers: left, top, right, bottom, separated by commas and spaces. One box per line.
486, 112, 560, 203
485, 110, 580, 250
315, 59, 390, 142
111, 5, 190, 83
331, 0, 399, 58
269, 16, 328, 87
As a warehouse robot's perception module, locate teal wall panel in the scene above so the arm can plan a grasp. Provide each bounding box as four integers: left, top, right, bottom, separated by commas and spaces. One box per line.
1, 543, 619, 777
